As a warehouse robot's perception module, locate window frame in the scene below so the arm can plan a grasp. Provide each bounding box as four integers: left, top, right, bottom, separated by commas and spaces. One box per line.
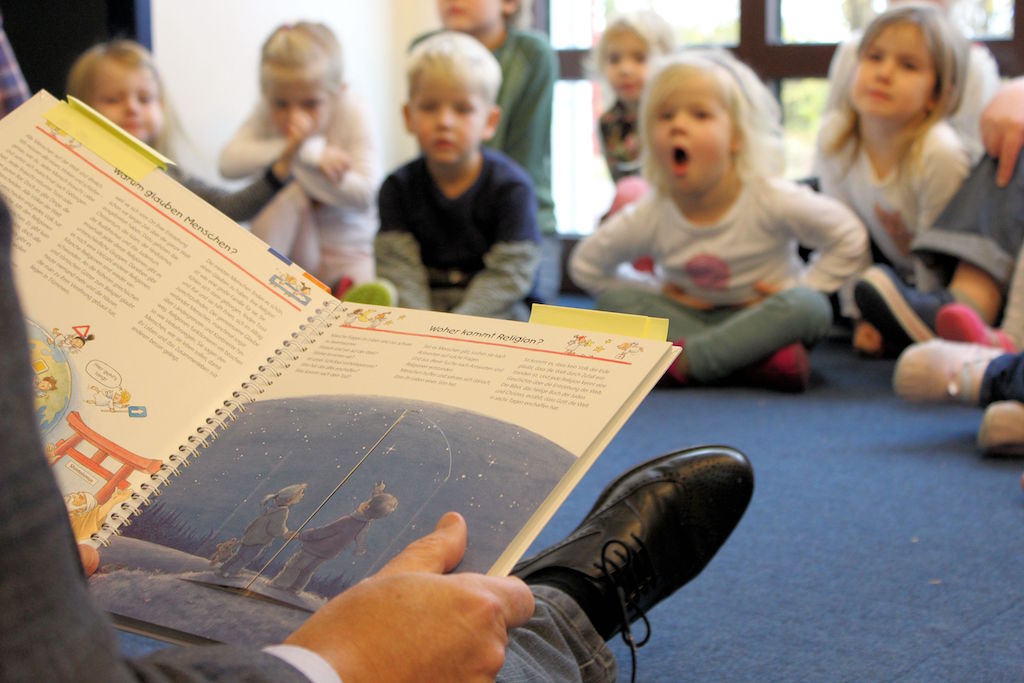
533, 0, 1024, 288
538, 0, 1024, 82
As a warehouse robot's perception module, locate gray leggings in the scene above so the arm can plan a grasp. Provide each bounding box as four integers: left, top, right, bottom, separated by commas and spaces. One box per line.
597, 285, 832, 382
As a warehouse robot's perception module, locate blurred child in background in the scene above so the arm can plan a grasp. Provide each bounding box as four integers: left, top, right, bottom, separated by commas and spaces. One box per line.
814, 4, 970, 356
822, 0, 999, 165
570, 49, 868, 392
592, 10, 674, 219
376, 31, 540, 321
429, 0, 561, 303
895, 338, 1024, 456
219, 22, 380, 292
67, 39, 291, 222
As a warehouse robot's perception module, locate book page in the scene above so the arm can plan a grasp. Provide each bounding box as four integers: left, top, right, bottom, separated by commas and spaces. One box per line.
91, 299, 674, 646
0, 92, 336, 545
5, 92, 676, 645
275, 304, 672, 456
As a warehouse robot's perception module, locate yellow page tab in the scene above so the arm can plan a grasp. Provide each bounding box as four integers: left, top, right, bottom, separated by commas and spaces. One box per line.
44, 97, 173, 181
529, 303, 669, 341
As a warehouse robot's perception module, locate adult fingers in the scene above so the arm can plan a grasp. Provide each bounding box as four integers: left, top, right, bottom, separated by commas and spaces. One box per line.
475, 574, 536, 629
995, 132, 1024, 188
377, 511, 467, 576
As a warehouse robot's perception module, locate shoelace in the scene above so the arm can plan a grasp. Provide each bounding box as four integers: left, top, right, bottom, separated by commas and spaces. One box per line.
947, 357, 990, 403
600, 537, 651, 683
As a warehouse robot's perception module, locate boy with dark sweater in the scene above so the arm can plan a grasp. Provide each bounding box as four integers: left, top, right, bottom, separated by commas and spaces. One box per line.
376, 31, 540, 320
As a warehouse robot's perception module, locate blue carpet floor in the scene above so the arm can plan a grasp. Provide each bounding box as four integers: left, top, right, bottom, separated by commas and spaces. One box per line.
528, 336, 1024, 682
119, 332, 1024, 681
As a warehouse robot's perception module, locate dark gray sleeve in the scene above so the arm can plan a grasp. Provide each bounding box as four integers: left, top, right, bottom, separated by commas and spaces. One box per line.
375, 231, 431, 310
453, 240, 541, 318
0, 195, 307, 683
168, 166, 283, 223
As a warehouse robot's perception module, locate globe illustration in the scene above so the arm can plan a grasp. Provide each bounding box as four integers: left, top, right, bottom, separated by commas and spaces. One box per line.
26, 319, 73, 435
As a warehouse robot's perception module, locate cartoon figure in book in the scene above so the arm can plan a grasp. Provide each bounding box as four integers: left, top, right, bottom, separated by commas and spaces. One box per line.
269, 481, 398, 594
63, 489, 131, 541
342, 307, 366, 325
45, 122, 82, 150
367, 311, 392, 329
270, 272, 313, 306
215, 483, 308, 578
342, 307, 402, 328
86, 384, 132, 413
35, 375, 57, 399
48, 327, 94, 353
209, 538, 241, 567
615, 341, 643, 360
565, 334, 594, 355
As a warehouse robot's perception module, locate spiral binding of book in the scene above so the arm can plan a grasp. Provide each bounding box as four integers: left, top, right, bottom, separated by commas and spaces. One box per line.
95, 300, 344, 545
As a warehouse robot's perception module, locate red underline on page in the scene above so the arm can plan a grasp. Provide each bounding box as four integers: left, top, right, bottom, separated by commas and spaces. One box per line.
37, 126, 300, 312
340, 324, 635, 365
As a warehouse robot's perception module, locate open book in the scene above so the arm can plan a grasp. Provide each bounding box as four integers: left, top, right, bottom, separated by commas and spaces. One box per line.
2, 91, 677, 646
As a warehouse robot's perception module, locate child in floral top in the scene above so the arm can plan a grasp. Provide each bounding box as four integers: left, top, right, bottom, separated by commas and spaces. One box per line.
593, 11, 674, 191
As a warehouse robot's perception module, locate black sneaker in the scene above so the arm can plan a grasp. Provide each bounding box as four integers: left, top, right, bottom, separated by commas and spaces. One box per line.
854, 264, 951, 353
512, 446, 753, 643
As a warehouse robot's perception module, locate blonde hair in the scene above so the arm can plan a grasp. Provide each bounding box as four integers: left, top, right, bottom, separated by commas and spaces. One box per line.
591, 10, 676, 78
640, 49, 784, 194
65, 39, 179, 153
820, 3, 968, 167
407, 31, 502, 104
260, 22, 344, 95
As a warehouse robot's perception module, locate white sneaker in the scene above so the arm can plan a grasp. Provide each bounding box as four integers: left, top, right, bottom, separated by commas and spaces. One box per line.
893, 339, 1004, 404
977, 401, 1024, 455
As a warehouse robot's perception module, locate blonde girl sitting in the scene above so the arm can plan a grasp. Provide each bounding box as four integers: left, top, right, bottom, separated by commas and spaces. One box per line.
592, 10, 675, 189
591, 10, 675, 273
219, 22, 381, 291
815, 4, 971, 355
569, 49, 869, 392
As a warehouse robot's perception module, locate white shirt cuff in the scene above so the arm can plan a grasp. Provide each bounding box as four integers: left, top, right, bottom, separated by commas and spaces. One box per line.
263, 644, 342, 683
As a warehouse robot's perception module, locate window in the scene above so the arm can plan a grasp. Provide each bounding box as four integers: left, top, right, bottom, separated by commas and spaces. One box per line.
540, 0, 1024, 235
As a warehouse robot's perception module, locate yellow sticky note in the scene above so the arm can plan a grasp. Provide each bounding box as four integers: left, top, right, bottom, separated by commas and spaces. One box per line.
44, 98, 172, 181
529, 303, 669, 341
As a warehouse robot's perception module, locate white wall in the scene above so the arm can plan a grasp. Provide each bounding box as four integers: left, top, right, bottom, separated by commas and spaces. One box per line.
150, 0, 439, 183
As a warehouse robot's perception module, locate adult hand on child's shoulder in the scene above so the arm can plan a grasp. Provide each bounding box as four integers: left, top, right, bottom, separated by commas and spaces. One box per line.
980, 76, 1024, 188
285, 512, 534, 683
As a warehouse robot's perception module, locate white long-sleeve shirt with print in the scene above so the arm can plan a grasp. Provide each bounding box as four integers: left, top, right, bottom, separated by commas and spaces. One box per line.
570, 177, 870, 307
816, 116, 970, 289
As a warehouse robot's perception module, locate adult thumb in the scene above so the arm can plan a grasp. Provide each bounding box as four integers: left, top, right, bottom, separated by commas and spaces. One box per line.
377, 511, 467, 576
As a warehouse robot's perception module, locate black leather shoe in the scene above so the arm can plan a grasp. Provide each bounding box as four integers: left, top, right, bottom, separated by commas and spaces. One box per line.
513, 445, 753, 641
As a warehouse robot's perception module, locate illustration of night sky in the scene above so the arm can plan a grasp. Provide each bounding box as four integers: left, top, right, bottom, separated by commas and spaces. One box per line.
128, 394, 576, 587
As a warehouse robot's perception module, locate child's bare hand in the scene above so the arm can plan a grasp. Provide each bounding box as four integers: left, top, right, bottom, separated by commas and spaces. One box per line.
662, 282, 714, 310
285, 110, 316, 148
319, 146, 350, 184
